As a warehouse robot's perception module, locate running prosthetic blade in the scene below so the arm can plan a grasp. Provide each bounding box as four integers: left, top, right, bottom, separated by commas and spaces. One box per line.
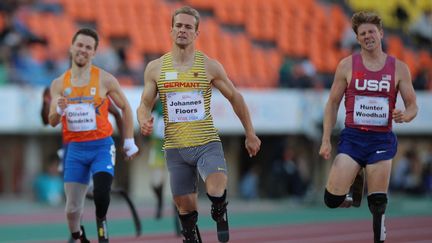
216, 210, 229, 242
195, 225, 203, 243
211, 201, 229, 242
96, 218, 109, 243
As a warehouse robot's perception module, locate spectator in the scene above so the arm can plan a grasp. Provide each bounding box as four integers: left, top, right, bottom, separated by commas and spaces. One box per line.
413, 68, 432, 90
423, 159, 432, 195
408, 9, 432, 50
340, 26, 359, 52
394, 4, 409, 30
93, 40, 122, 75
33, 153, 63, 206
391, 149, 425, 195
239, 164, 259, 200
279, 58, 318, 89
269, 145, 308, 198
422, 144, 432, 195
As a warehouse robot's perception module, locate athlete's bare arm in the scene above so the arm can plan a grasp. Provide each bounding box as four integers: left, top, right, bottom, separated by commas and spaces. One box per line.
101, 70, 138, 159
108, 102, 124, 141
205, 56, 261, 157
102, 71, 134, 140
48, 76, 66, 127
137, 58, 161, 136
319, 56, 351, 160
393, 60, 418, 123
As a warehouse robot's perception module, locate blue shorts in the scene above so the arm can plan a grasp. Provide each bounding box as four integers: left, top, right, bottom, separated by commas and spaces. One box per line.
337, 127, 398, 167
64, 137, 115, 184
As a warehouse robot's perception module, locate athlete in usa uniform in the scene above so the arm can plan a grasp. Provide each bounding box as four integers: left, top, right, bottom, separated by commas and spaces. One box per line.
319, 12, 418, 243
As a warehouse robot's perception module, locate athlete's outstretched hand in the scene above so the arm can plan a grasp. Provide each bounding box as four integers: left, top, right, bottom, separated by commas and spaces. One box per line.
319, 141, 332, 160
139, 116, 154, 136
245, 134, 261, 158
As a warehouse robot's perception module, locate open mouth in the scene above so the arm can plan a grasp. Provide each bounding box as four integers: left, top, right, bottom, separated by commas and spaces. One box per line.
365, 40, 374, 47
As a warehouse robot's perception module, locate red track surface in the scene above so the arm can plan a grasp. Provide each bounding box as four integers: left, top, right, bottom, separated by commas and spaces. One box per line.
69, 216, 432, 243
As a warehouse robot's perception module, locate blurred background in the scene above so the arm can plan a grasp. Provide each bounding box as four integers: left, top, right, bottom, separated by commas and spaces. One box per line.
0, 0, 432, 242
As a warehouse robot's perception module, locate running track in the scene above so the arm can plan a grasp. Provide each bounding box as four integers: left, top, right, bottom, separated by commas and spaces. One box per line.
2, 196, 431, 243
39, 216, 432, 243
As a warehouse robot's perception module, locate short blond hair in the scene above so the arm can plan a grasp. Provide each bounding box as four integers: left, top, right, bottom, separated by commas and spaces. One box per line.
171, 6, 200, 31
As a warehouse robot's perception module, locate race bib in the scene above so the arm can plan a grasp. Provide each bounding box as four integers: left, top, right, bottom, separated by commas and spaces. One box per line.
166, 91, 205, 122
66, 103, 97, 131
353, 96, 389, 126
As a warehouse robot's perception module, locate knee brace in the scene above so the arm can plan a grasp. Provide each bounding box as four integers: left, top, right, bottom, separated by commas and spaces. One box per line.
368, 193, 387, 215
179, 211, 202, 242
179, 211, 198, 229
92, 172, 113, 219
208, 190, 228, 222
207, 189, 227, 204
368, 193, 388, 243
324, 189, 346, 208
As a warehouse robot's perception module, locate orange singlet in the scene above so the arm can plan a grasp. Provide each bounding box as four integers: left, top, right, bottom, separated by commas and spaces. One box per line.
61, 66, 113, 143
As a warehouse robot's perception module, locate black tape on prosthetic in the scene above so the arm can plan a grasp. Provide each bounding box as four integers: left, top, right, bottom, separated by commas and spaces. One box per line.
93, 172, 113, 219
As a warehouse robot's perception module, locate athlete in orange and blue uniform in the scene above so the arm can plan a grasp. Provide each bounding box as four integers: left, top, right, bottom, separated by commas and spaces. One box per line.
48, 28, 138, 243
61, 66, 116, 184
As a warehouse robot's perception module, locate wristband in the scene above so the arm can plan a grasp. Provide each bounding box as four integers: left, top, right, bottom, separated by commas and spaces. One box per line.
123, 138, 138, 157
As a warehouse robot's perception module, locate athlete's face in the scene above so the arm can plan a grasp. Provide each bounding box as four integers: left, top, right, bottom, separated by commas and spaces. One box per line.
171, 13, 199, 49
70, 34, 96, 67
356, 23, 383, 52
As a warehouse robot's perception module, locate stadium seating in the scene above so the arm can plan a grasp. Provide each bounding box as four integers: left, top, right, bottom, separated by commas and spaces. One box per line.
0, 0, 430, 88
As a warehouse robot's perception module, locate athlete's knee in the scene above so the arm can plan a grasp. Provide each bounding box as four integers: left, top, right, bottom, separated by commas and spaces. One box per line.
205, 173, 227, 196
324, 188, 346, 208
66, 205, 82, 222
66, 203, 83, 226
65, 196, 84, 215
206, 186, 226, 197
174, 193, 198, 214
368, 193, 387, 215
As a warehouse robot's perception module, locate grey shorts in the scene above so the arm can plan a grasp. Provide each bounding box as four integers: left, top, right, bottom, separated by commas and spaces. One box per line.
165, 141, 227, 196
